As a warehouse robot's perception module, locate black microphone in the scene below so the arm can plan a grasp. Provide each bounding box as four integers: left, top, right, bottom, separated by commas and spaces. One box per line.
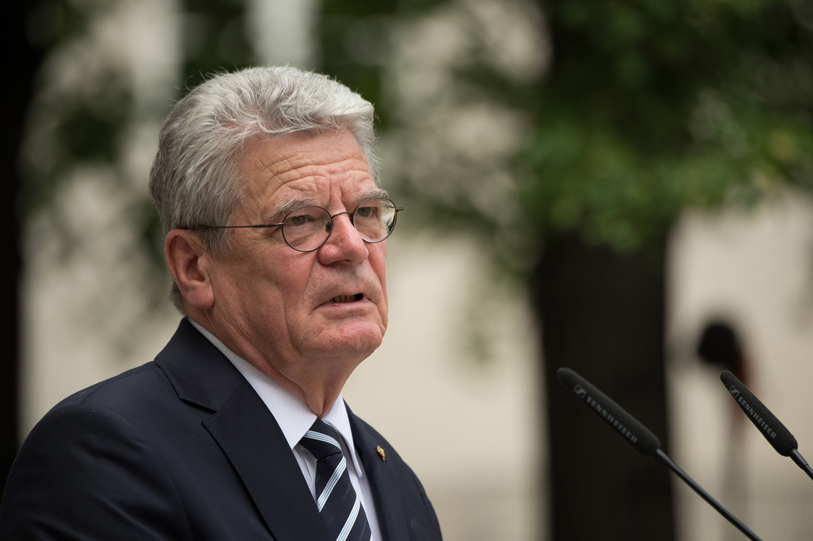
556, 367, 661, 456
557, 367, 763, 541
721, 370, 813, 481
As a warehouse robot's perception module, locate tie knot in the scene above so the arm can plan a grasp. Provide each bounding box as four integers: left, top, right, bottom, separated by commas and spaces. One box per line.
299, 419, 344, 461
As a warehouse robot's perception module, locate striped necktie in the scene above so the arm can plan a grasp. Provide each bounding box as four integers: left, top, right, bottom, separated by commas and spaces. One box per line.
299, 419, 372, 541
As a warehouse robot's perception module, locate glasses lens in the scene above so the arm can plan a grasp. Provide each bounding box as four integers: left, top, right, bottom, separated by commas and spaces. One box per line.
282, 206, 331, 251
354, 198, 397, 243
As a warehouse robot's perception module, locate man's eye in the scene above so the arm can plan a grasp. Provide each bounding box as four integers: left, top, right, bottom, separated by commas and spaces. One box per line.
288, 215, 309, 227
356, 206, 374, 218
284, 208, 326, 229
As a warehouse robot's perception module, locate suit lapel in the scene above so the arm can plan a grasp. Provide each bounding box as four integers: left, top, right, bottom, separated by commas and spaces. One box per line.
204, 385, 328, 541
348, 409, 411, 541
156, 320, 328, 541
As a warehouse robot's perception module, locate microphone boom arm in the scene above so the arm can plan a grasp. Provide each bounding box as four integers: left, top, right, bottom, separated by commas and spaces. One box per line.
653, 449, 762, 541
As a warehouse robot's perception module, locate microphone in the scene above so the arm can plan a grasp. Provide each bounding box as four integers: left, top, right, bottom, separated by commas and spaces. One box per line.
556, 367, 661, 456
557, 367, 763, 541
720, 370, 813, 481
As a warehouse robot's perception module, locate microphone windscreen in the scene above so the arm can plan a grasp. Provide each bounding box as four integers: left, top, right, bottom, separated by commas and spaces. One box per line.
557, 367, 661, 456
720, 370, 797, 456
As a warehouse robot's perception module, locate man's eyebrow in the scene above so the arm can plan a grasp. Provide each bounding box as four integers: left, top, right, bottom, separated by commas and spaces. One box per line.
269, 197, 318, 220
359, 188, 389, 202
269, 189, 390, 220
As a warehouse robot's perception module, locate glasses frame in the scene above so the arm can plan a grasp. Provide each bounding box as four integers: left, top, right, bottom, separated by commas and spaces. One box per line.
181, 197, 403, 252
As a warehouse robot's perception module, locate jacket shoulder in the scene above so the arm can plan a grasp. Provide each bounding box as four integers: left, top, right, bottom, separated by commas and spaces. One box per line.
0, 385, 192, 540
53, 361, 166, 409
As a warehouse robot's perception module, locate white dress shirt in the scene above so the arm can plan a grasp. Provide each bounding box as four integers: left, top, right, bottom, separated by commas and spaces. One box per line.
189, 321, 382, 541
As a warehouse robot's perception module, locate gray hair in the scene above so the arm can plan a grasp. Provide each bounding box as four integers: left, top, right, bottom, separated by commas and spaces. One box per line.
148, 66, 379, 312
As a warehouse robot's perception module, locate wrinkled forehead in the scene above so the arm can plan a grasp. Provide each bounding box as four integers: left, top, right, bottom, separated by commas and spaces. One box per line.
234, 130, 380, 218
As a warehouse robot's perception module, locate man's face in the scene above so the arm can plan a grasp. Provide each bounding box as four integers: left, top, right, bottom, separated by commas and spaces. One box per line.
203, 130, 388, 387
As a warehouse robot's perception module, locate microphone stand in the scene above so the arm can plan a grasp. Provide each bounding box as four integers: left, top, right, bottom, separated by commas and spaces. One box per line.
654, 449, 762, 541
790, 449, 813, 481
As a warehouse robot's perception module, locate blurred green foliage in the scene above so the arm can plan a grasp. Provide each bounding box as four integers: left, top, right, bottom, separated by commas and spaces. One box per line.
182, 0, 254, 84
318, 0, 451, 131
20, 0, 259, 345
23, 1, 132, 217
518, 0, 813, 253
320, 0, 813, 269
23, 0, 257, 269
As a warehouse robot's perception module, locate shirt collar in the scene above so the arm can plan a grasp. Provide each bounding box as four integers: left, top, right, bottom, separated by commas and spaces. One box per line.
188, 320, 364, 477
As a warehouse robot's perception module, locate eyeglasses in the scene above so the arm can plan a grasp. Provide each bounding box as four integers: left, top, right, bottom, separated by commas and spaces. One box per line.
182, 197, 403, 252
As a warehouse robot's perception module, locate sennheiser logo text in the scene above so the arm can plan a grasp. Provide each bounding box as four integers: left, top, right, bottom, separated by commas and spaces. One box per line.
582, 395, 638, 444
734, 393, 777, 440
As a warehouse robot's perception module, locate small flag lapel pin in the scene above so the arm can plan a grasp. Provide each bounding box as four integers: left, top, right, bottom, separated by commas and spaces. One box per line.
376, 445, 386, 461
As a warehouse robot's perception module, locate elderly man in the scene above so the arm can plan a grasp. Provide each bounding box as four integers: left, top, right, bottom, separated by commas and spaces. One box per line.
0, 67, 442, 541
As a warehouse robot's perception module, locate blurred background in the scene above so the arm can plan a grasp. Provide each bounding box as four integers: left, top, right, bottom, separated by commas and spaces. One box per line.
5, 0, 813, 539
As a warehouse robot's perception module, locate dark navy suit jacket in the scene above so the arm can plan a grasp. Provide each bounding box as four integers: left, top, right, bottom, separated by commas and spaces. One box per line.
0, 319, 442, 540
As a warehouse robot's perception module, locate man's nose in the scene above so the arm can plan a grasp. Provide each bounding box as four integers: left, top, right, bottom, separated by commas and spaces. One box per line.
318, 212, 368, 264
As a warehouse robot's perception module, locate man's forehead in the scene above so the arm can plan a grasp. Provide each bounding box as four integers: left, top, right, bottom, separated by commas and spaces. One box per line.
261, 173, 382, 213
236, 131, 380, 215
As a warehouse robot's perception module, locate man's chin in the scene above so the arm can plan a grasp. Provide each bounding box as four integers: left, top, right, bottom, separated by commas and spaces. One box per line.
301, 323, 385, 360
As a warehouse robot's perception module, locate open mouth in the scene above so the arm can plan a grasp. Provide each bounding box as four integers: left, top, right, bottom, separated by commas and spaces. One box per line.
330, 293, 364, 304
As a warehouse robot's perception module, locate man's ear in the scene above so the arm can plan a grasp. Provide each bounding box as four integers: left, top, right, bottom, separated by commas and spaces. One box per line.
165, 230, 215, 311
